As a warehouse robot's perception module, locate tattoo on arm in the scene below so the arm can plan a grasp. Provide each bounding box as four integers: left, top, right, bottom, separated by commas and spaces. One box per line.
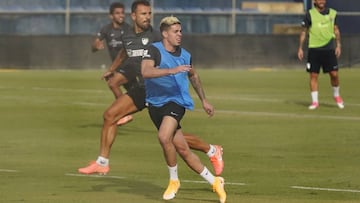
299, 28, 307, 49
189, 73, 206, 101
334, 26, 341, 48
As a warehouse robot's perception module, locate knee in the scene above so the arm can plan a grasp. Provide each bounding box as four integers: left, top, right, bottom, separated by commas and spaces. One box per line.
331, 75, 339, 81
158, 134, 172, 147
103, 110, 115, 123
310, 74, 318, 80
107, 79, 118, 89
177, 146, 190, 157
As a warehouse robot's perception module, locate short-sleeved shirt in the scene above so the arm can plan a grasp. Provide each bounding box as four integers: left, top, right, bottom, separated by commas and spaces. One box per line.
143, 45, 192, 67
96, 22, 131, 61
115, 26, 161, 96
301, 8, 338, 50
143, 42, 194, 110
119, 26, 162, 71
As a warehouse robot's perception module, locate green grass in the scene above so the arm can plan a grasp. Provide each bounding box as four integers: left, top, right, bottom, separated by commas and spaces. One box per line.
1, 68, 360, 203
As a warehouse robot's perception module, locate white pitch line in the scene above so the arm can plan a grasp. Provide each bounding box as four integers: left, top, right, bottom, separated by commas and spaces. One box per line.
182, 179, 246, 186
65, 173, 245, 186
72, 102, 106, 106
207, 109, 360, 121
3, 85, 360, 121
3, 85, 360, 108
0, 169, 19, 173
291, 186, 360, 193
70, 102, 360, 121
65, 173, 126, 179
32, 87, 105, 94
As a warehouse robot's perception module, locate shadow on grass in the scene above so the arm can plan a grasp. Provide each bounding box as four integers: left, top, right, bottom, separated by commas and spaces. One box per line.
175, 187, 220, 203
287, 100, 336, 109
87, 177, 161, 201
85, 178, 220, 202
77, 123, 153, 135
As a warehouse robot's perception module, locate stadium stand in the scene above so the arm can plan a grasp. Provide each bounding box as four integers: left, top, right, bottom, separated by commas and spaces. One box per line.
241, 1, 304, 13
70, 0, 132, 12
240, 1, 304, 34
154, 0, 233, 12
0, 0, 359, 35
272, 23, 302, 34
0, 0, 65, 11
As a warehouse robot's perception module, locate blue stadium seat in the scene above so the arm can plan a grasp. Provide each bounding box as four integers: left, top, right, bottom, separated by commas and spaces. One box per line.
70, 0, 134, 12
0, 0, 65, 11
154, 0, 232, 11
70, 14, 109, 34
16, 14, 65, 34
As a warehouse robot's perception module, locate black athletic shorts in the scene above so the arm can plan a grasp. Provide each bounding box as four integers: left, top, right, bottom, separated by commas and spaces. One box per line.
116, 60, 140, 82
147, 102, 185, 130
126, 81, 146, 111
307, 49, 338, 73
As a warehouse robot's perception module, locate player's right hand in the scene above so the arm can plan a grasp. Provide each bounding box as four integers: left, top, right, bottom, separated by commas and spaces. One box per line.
102, 71, 114, 81
297, 48, 304, 61
95, 40, 105, 50
172, 65, 191, 74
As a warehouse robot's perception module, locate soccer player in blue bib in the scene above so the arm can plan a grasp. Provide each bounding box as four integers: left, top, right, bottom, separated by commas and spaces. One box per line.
141, 16, 226, 203
78, 1, 224, 180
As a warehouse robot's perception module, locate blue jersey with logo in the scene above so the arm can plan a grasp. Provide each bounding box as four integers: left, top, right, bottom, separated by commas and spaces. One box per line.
144, 42, 194, 110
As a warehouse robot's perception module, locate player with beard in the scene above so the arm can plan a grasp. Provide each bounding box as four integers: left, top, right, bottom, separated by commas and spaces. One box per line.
92, 2, 130, 62
91, 2, 133, 125
78, 0, 224, 177
298, 0, 344, 110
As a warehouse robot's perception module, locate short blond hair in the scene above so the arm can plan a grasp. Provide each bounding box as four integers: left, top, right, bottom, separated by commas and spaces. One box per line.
159, 16, 181, 32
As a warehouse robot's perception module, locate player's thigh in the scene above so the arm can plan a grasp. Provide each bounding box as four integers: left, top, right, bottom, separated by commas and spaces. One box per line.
322, 50, 338, 73
158, 116, 179, 141
104, 94, 138, 119
108, 72, 128, 86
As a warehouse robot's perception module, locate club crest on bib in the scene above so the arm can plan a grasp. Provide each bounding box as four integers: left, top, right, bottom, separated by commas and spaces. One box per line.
142, 38, 149, 45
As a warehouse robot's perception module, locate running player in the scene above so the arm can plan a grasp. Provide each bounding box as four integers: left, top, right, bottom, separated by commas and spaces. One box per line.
78, 0, 224, 176
91, 2, 130, 62
141, 15, 226, 202
91, 2, 133, 125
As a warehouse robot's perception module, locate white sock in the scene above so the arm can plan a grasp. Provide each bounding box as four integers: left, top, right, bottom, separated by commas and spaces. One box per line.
333, 86, 340, 97
311, 91, 318, 103
206, 144, 216, 157
200, 167, 215, 185
96, 156, 109, 166
168, 165, 178, 180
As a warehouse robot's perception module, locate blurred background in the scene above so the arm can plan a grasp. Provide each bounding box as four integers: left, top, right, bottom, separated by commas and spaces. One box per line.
0, 0, 359, 69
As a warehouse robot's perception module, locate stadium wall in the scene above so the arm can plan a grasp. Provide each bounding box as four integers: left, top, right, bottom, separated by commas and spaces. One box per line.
0, 35, 359, 69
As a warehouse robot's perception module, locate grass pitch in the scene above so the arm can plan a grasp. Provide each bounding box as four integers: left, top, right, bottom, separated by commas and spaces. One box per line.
1, 68, 360, 203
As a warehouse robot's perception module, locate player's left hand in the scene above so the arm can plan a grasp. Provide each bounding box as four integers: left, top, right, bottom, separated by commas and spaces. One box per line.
335, 46, 341, 58
95, 40, 105, 50
202, 100, 214, 117
102, 71, 114, 81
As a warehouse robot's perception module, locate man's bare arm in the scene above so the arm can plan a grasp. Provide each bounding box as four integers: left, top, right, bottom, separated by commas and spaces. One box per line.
141, 59, 191, 79
101, 48, 128, 80
109, 48, 127, 72
188, 66, 214, 117
92, 38, 105, 52
334, 25, 341, 58
297, 27, 308, 60
188, 67, 206, 102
